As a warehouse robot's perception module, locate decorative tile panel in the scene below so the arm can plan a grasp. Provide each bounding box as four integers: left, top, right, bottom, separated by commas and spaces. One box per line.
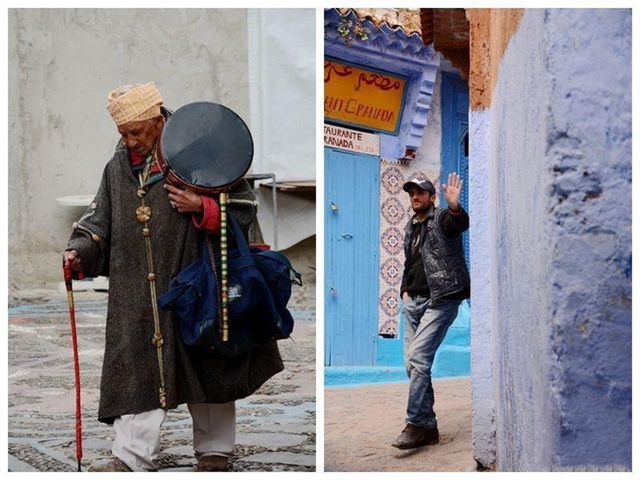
378, 159, 440, 336
380, 226, 404, 256
380, 197, 404, 224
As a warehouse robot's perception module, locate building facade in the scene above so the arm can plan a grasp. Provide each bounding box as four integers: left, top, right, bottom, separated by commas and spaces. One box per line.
9, 9, 316, 291
325, 7, 631, 471
324, 8, 471, 384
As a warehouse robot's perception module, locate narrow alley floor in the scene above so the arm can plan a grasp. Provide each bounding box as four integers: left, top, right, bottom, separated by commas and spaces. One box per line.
325, 378, 475, 472
8, 288, 315, 472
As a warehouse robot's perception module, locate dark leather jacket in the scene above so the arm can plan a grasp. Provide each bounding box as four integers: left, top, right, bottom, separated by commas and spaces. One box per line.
402, 205, 470, 303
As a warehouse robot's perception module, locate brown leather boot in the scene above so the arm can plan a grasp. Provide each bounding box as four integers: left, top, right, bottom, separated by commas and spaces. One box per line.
195, 455, 229, 472
391, 423, 439, 449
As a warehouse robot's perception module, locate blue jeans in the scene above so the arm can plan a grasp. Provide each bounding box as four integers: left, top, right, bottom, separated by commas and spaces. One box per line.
403, 294, 460, 428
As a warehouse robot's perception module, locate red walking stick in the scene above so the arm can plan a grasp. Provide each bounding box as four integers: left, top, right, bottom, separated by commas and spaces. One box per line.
63, 259, 83, 472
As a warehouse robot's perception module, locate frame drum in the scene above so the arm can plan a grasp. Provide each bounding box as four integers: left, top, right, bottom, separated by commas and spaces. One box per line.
157, 102, 253, 194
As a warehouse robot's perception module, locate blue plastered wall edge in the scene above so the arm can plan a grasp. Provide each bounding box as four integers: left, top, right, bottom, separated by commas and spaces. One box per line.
469, 106, 496, 469
470, 9, 555, 470
490, 9, 556, 470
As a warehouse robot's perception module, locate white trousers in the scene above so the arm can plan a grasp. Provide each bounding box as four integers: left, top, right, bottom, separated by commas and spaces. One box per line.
112, 402, 236, 471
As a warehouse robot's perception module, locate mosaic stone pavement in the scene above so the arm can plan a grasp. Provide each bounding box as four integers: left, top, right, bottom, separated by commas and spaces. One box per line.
8, 287, 316, 472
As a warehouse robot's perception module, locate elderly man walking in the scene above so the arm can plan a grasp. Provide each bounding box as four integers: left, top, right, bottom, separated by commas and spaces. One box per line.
392, 173, 470, 450
63, 83, 283, 471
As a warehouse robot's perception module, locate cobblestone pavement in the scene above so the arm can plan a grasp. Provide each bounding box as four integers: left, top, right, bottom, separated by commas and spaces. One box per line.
8, 287, 316, 472
325, 378, 475, 472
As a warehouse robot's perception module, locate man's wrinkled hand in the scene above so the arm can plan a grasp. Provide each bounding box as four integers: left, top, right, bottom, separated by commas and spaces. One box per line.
164, 184, 204, 214
63, 249, 83, 273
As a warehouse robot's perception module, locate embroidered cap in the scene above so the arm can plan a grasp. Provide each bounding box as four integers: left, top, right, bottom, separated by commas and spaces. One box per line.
402, 177, 436, 194
107, 82, 163, 126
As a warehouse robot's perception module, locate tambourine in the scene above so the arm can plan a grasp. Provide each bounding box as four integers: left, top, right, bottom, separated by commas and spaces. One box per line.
156, 102, 254, 194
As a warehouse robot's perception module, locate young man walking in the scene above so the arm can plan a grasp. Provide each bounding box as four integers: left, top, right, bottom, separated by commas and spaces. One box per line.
393, 173, 470, 449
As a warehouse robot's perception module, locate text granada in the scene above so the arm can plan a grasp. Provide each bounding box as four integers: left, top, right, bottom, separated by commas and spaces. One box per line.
325, 96, 395, 124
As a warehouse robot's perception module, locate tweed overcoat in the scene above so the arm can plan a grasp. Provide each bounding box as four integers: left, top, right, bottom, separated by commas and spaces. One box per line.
67, 141, 284, 424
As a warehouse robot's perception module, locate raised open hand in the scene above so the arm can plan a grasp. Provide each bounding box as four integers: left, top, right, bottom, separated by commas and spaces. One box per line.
442, 172, 463, 211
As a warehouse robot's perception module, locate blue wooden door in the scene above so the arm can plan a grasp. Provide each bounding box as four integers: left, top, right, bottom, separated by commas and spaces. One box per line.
433, 72, 470, 376
440, 71, 470, 267
325, 147, 380, 366
460, 129, 470, 270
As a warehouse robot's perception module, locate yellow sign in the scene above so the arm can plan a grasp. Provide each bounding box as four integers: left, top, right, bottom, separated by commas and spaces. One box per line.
324, 58, 406, 135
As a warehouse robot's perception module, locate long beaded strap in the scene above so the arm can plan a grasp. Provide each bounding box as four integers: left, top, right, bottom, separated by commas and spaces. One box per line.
136, 175, 167, 408
219, 193, 229, 342
205, 234, 223, 346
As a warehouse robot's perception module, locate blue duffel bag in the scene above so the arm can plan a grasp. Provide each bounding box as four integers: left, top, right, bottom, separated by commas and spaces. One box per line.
157, 212, 301, 355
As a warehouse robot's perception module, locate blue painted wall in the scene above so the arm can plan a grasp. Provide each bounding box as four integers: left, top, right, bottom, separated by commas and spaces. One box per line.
544, 9, 631, 470
471, 9, 631, 471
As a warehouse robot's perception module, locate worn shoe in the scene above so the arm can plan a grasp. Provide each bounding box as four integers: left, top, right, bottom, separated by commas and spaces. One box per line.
88, 457, 133, 472
195, 455, 229, 472
392, 423, 439, 449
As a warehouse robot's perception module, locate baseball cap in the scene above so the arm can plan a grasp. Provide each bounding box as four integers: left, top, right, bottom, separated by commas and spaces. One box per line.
402, 177, 436, 194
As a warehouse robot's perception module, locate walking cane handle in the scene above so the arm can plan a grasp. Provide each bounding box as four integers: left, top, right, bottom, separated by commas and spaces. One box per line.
63, 256, 85, 283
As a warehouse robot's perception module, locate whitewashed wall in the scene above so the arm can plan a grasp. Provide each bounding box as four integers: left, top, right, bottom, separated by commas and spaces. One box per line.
248, 9, 315, 182
9, 8, 316, 288
248, 9, 316, 250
